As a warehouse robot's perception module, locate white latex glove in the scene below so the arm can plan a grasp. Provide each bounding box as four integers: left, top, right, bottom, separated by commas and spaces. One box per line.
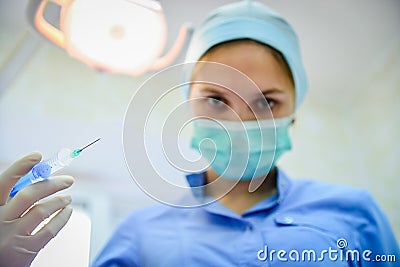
0, 152, 74, 267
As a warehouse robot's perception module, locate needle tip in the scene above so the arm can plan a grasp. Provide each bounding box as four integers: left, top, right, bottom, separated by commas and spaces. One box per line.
80, 138, 102, 152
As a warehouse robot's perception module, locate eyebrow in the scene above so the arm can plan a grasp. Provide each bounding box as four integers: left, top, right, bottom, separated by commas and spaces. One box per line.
261, 88, 285, 95
197, 86, 285, 96
198, 86, 229, 94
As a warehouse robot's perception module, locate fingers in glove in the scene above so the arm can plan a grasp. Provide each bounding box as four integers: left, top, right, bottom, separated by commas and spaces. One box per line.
18, 195, 72, 234
0, 153, 42, 205
25, 206, 73, 252
4, 175, 74, 220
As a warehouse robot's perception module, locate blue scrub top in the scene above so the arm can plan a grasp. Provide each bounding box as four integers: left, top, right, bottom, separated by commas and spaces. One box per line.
92, 169, 399, 266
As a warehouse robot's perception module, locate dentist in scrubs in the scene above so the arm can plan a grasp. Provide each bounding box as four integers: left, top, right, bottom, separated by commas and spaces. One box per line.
92, 1, 399, 266
0, 1, 398, 267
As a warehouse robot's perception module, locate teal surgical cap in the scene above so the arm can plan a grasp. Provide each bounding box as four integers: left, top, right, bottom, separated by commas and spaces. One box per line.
183, 0, 308, 109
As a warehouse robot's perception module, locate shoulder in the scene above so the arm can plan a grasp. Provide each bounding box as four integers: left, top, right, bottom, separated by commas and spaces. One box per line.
289, 175, 374, 207
119, 202, 192, 230
283, 172, 386, 227
285, 177, 400, 256
91, 204, 191, 266
280, 171, 399, 239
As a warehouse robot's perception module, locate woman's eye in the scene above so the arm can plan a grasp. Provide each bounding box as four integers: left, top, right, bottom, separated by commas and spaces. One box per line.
267, 99, 276, 109
207, 96, 226, 108
255, 97, 276, 110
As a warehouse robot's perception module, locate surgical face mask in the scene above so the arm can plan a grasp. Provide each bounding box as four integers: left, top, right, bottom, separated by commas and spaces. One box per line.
190, 116, 293, 181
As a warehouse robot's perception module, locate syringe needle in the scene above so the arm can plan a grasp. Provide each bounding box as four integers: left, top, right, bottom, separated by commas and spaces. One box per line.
70, 138, 101, 158
79, 138, 101, 152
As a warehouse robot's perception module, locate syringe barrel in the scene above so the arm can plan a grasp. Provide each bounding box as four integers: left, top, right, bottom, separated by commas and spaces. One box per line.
9, 148, 76, 197
9, 171, 39, 197
42, 148, 75, 175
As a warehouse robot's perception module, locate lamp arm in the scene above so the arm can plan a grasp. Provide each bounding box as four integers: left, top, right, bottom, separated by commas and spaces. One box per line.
32, 0, 71, 48
150, 23, 193, 71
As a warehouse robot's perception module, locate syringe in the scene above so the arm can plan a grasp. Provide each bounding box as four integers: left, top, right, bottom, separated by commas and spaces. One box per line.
10, 138, 101, 197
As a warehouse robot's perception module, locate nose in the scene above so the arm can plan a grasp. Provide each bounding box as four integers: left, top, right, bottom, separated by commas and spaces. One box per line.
231, 102, 258, 121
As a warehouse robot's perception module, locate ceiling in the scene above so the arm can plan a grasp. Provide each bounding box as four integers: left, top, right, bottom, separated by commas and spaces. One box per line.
1, 0, 399, 98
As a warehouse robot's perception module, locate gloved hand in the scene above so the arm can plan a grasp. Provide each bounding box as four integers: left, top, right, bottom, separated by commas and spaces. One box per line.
0, 152, 74, 267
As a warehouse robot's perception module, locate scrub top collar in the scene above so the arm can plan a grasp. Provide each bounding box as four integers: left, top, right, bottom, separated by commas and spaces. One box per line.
184, 168, 292, 217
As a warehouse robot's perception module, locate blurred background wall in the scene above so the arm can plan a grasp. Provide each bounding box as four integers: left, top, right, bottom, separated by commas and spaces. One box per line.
0, 0, 399, 265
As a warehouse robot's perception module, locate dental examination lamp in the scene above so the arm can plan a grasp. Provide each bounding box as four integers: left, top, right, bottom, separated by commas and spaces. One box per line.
27, 0, 192, 75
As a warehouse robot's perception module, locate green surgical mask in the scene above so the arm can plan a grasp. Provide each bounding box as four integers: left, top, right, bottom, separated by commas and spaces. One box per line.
190, 116, 293, 181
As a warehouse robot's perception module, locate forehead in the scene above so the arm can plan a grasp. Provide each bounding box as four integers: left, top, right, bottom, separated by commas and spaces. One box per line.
190, 41, 294, 96
190, 62, 262, 97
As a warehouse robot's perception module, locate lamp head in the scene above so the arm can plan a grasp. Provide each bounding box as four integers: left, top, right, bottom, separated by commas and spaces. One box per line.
32, 0, 169, 75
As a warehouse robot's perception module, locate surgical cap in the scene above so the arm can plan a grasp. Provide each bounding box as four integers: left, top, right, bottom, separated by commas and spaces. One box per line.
183, 0, 308, 109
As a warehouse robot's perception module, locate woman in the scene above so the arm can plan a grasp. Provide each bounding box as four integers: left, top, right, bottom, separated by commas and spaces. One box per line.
92, 1, 399, 266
